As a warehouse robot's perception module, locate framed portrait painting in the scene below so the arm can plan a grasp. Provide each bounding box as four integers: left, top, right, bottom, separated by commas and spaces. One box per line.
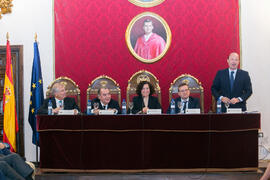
128, 0, 165, 8
125, 12, 172, 64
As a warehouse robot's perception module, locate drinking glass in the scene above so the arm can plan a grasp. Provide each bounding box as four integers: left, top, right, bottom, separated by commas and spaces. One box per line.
93, 102, 99, 110
129, 102, 134, 114
225, 102, 230, 113
177, 101, 182, 114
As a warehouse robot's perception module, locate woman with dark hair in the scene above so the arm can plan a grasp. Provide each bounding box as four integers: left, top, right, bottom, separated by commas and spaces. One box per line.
132, 81, 161, 114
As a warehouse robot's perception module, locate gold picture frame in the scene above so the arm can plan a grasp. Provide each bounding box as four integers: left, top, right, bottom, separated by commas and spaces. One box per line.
128, 0, 165, 8
125, 12, 172, 64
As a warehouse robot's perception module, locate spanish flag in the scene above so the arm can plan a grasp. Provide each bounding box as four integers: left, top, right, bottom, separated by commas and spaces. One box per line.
3, 39, 18, 152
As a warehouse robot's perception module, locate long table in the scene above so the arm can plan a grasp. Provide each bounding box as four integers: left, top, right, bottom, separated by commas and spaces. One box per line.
37, 113, 260, 172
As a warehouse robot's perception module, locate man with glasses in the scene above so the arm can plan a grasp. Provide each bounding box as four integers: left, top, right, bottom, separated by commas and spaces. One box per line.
167, 83, 200, 114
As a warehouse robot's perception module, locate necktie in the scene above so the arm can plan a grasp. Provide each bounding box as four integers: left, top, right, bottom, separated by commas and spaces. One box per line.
59, 100, 63, 108
183, 101, 187, 113
230, 71, 234, 91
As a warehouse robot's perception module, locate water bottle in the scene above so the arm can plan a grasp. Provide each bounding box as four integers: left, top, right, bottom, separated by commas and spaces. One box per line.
170, 99, 175, 114
86, 99, 92, 115
216, 98, 222, 114
122, 99, 127, 114
48, 99, 53, 115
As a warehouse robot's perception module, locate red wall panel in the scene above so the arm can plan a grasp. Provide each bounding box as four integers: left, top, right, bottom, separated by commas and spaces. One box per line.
54, 0, 239, 112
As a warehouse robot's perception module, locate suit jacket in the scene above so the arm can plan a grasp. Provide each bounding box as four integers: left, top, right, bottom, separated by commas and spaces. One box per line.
132, 95, 161, 114
211, 68, 252, 112
38, 97, 80, 114
91, 98, 121, 114
166, 96, 200, 114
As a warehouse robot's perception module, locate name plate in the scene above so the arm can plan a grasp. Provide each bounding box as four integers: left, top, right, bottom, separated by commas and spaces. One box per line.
227, 108, 242, 114
58, 110, 75, 115
147, 109, 162, 115
186, 108, 201, 114
99, 110, 114, 115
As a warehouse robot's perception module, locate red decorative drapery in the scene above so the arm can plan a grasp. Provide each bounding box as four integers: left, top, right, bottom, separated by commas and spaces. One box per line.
54, 0, 239, 111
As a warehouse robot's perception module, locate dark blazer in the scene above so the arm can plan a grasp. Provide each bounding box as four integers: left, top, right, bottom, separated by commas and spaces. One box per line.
91, 98, 121, 114
132, 95, 161, 114
211, 68, 252, 112
166, 96, 200, 114
38, 97, 80, 114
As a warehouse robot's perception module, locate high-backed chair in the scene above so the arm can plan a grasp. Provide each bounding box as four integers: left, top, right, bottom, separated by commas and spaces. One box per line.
86, 75, 121, 106
126, 70, 161, 108
169, 74, 204, 113
211, 95, 217, 113
46, 76, 81, 109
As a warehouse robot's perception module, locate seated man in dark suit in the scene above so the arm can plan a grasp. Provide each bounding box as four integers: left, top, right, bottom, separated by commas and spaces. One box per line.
91, 87, 120, 115
211, 52, 252, 112
38, 82, 80, 114
0, 142, 34, 180
167, 83, 200, 114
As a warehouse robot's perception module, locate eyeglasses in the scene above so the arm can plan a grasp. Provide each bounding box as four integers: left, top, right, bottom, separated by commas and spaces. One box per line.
179, 89, 189, 93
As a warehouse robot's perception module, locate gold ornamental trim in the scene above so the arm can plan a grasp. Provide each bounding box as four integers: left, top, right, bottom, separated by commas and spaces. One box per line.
127, 69, 161, 92
46, 76, 81, 96
40, 167, 258, 173
38, 128, 259, 133
86, 75, 121, 105
128, 0, 165, 8
125, 12, 172, 64
169, 73, 204, 93
88, 75, 120, 89
0, 0, 13, 19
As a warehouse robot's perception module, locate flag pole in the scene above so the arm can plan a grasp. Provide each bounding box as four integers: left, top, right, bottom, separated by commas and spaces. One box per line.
6, 32, 9, 40
34, 32, 39, 167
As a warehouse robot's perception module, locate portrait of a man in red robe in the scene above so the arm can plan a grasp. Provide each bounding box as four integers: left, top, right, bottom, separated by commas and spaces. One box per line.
126, 12, 171, 63
134, 19, 166, 60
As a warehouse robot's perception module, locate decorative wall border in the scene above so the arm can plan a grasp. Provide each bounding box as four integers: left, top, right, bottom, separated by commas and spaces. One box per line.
128, 0, 165, 8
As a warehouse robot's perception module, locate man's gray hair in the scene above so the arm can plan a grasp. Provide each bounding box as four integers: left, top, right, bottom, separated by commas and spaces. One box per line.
51, 82, 64, 95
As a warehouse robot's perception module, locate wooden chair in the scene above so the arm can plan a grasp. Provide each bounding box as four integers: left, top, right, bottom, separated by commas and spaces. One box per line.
86, 75, 121, 106
211, 95, 217, 113
169, 74, 204, 113
46, 76, 81, 109
126, 70, 161, 108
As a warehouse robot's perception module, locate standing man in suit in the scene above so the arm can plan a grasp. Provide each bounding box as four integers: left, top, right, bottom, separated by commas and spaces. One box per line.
38, 82, 80, 114
91, 87, 120, 115
211, 52, 252, 112
167, 83, 200, 114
